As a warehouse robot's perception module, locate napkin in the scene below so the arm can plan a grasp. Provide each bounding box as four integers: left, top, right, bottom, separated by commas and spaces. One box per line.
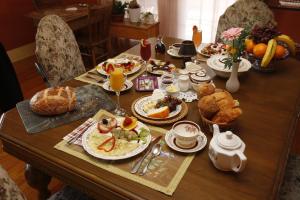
63, 118, 96, 146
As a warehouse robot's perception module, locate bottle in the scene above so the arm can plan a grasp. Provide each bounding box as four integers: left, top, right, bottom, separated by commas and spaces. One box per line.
155, 36, 166, 54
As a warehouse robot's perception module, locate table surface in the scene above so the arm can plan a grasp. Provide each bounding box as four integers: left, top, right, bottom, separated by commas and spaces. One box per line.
1, 37, 300, 200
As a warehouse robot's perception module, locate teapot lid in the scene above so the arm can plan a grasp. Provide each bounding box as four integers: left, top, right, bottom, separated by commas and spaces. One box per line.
216, 131, 242, 150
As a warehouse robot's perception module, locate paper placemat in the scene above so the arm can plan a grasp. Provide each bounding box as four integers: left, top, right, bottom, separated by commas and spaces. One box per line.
17, 85, 116, 134
75, 53, 147, 86
54, 110, 195, 195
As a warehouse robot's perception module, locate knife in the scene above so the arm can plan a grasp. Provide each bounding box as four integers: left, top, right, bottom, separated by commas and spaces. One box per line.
130, 135, 162, 174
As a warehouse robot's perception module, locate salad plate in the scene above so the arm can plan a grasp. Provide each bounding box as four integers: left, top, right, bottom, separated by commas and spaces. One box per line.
197, 43, 227, 57
82, 117, 151, 160
96, 58, 141, 76
134, 96, 182, 120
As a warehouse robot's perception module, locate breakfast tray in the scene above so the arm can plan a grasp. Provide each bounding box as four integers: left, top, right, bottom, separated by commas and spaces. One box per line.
54, 110, 195, 196
131, 96, 189, 125
16, 84, 116, 134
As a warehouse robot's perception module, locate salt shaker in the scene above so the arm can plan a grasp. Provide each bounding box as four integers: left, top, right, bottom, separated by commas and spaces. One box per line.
178, 75, 190, 92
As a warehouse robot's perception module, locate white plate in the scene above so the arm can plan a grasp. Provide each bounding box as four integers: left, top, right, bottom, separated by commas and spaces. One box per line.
96, 60, 141, 76
197, 43, 227, 57
146, 61, 176, 76
164, 130, 207, 153
102, 80, 133, 92
134, 96, 182, 119
82, 117, 151, 160
167, 49, 183, 58
207, 55, 251, 78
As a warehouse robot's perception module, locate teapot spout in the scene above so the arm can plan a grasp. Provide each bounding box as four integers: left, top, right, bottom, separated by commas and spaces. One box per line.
213, 124, 220, 137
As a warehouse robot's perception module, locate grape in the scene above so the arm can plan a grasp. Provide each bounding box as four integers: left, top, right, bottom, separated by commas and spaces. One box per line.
250, 25, 281, 44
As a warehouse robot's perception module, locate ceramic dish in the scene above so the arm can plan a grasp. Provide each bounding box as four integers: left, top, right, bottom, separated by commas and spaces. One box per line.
167, 49, 184, 58
197, 43, 227, 57
81, 117, 151, 160
96, 59, 141, 76
206, 55, 251, 78
146, 60, 176, 75
102, 80, 133, 92
164, 130, 207, 153
134, 96, 182, 119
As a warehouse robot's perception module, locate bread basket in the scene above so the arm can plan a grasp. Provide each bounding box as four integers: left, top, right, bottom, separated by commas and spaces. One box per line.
198, 109, 236, 134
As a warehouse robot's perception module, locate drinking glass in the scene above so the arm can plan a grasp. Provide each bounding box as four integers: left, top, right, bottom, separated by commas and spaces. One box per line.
140, 40, 151, 75
192, 27, 202, 50
109, 67, 126, 116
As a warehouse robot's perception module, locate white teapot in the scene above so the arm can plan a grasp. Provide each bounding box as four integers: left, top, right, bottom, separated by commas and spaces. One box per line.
208, 124, 247, 172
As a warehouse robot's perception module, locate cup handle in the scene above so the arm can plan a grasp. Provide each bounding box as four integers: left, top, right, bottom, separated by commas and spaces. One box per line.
231, 151, 247, 173
169, 46, 174, 50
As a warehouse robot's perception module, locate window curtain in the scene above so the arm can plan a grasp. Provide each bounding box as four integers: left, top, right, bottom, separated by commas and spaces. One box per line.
139, 0, 236, 42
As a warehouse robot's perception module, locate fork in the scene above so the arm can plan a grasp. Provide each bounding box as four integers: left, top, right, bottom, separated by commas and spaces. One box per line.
67, 121, 96, 145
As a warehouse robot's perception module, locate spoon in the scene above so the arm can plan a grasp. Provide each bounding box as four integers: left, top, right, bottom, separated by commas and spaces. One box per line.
139, 143, 162, 176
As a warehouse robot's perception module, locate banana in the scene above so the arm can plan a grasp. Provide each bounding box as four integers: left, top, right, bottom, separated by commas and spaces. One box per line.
275, 34, 296, 56
261, 39, 277, 67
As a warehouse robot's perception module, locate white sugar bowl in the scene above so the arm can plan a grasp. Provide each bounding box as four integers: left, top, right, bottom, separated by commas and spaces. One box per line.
208, 124, 247, 173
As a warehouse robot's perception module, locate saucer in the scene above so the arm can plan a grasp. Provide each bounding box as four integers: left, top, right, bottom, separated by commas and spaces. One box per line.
167, 49, 183, 58
102, 80, 133, 92
164, 130, 207, 153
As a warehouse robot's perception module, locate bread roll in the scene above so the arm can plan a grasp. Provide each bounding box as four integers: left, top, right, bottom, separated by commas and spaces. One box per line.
30, 86, 76, 116
197, 83, 215, 98
212, 107, 242, 124
198, 95, 220, 119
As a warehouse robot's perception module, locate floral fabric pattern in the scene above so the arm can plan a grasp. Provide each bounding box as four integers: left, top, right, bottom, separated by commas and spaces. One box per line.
0, 165, 26, 200
35, 15, 86, 86
216, 0, 276, 41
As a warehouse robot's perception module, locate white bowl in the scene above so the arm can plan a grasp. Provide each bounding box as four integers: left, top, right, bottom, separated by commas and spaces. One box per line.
206, 55, 251, 78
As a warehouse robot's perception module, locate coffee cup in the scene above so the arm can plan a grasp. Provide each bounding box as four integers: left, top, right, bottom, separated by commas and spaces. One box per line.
169, 43, 182, 54
172, 121, 202, 148
178, 40, 197, 56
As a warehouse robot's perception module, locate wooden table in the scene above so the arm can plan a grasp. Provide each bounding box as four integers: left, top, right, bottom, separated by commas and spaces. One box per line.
1, 37, 300, 200
27, 6, 160, 39
110, 19, 160, 40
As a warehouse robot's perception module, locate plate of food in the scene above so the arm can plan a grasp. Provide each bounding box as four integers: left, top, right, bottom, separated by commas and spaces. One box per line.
82, 116, 151, 160
146, 60, 176, 75
197, 43, 227, 57
134, 95, 182, 119
102, 80, 133, 92
96, 58, 141, 76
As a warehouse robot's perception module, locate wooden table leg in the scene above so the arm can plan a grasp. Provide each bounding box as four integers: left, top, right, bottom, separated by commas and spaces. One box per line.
25, 164, 51, 200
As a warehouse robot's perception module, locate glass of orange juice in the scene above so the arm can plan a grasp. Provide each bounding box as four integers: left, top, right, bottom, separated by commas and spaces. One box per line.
109, 67, 126, 116
192, 25, 202, 50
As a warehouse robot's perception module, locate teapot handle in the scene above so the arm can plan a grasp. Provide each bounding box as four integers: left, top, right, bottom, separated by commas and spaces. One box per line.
231, 151, 247, 173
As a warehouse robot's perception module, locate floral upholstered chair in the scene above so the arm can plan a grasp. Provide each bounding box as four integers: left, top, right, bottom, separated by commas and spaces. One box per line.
35, 15, 86, 86
0, 165, 26, 200
215, 0, 277, 41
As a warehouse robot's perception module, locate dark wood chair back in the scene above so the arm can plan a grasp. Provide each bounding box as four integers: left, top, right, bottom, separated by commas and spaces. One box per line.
0, 43, 23, 113
87, 4, 112, 45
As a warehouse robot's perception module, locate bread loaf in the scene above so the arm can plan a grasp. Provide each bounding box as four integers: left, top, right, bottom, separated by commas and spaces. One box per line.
30, 86, 76, 116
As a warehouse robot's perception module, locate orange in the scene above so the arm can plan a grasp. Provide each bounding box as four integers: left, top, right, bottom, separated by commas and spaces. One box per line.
147, 106, 170, 119
253, 43, 268, 58
245, 39, 255, 53
121, 117, 138, 131
274, 45, 286, 59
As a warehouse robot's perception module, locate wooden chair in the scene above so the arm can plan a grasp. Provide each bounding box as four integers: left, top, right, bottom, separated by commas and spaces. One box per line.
77, 4, 112, 68
0, 42, 23, 114
215, 0, 277, 41
35, 15, 86, 86
32, 0, 63, 10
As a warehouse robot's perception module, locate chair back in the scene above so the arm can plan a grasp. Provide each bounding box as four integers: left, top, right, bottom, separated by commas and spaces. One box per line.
87, 4, 112, 45
216, 0, 277, 41
35, 15, 86, 86
32, 0, 63, 10
0, 43, 23, 113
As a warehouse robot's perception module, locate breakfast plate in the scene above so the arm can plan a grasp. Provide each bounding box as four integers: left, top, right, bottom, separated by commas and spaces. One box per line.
82, 117, 151, 160
164, 130, 207, 153
197, 43, 227, 57
134, 96, 182, 120
207, 55, 251, 78
102, 80, 133, 92
146, 60, 176, 75
96, 59, 141, 76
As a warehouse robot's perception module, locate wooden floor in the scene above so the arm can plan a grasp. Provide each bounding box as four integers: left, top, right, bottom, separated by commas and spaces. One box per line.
1, 54, 300, 199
